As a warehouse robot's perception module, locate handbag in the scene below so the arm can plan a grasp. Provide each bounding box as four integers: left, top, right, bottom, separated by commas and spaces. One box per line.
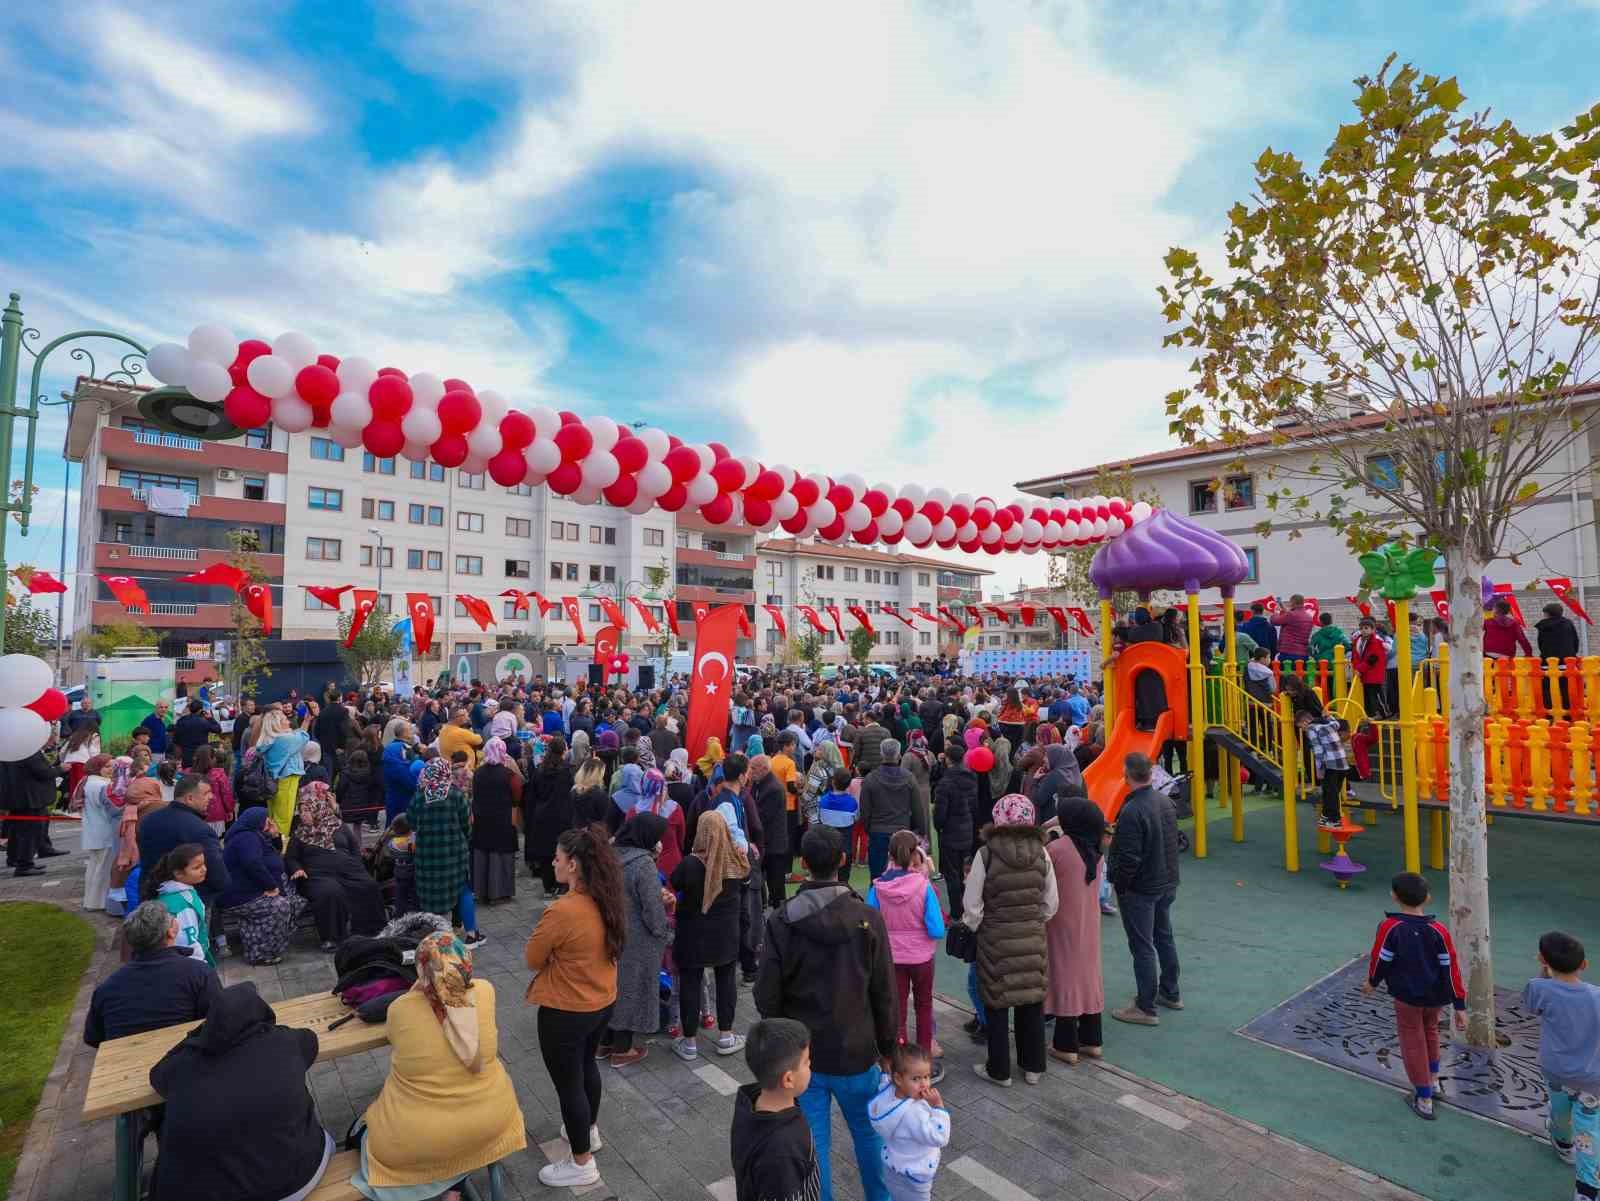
945, 920, 977, 963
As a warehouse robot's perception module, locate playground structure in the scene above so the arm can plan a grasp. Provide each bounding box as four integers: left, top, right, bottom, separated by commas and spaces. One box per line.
1083, 513, 1598, 878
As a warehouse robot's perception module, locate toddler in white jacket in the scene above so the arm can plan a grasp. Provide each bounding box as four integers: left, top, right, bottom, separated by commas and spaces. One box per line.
867, 1044, 951, 1201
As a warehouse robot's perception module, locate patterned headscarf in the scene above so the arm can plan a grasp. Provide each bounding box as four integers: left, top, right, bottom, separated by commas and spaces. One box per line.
745, 734, 764, 758
992, 792, 1037, 827
295, 781, 342, 851
108, 756, 135, 807
412, 931, 483, 1072
419, 756, 454, 805
482, 736, 510, 767
696, 737, 725, 777
692, 810, 748, 912
637, 767, 673, 817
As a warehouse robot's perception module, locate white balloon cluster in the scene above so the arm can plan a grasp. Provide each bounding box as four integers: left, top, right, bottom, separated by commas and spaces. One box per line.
0, 655, 63, 762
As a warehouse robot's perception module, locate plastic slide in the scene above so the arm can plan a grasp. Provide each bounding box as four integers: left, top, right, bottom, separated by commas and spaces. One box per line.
1083, 706, 1173, 822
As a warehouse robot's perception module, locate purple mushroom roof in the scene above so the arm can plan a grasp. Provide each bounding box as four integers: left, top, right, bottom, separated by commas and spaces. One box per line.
1087, 508, 1252, 598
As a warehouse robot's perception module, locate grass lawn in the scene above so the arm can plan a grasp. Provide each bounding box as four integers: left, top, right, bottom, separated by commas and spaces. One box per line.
0, 902, 96, 1196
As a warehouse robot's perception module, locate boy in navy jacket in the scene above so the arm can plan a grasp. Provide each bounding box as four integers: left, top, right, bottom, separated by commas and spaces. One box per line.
1363, 872, 1467, 1119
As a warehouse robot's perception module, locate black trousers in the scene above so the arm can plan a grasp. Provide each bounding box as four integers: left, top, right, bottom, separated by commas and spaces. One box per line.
1363, 681, 1391, 719
680, 961, 738, 1034
6, 819, 39, 870
939, 846, 971, 920
1052, 1012, 1103, 1053
984, 1001, 1046, 1080
763, 852, 791, 909
537, 1004, 612, 1156
1320, 768, 1348, 822
738, 879, 760, 975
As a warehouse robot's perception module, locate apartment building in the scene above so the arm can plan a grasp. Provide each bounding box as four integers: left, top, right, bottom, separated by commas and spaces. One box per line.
673, 510, 758, 661
935, 566, 986, 657
64, 379, 289, 684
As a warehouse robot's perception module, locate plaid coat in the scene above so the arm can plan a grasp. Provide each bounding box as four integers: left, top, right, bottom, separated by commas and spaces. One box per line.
408, 786, 471, 916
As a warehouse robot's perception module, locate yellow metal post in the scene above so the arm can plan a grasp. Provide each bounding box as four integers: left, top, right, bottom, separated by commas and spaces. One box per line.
1222, 596, 1239, 737
1229, 748, 1245, 842
1187, 591, 1206, 859
1429, 810, 1445, 869
1394, 603, 1420, 873
1099, 598, 1115, 722
1332, 644, 1347, 704
1279, 693, 1299, 871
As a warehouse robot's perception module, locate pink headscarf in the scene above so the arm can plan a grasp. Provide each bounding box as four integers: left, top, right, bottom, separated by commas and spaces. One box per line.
964, 727, 984, 750
991, 793, 1036, 827
482, 736, 510, 767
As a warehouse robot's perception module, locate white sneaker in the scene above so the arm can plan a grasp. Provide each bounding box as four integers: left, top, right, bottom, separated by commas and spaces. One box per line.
539, 1157, 601, 1187
715, 1032, 747, 1056
558, 1123, 602, 1151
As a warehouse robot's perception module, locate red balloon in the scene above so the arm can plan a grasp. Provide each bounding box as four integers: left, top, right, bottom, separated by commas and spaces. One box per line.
363, 421, 406, 458
947, 503, 970, 526
602, 474, 639, 507
438, 390, 481, 436
559, 410, 582, 425
971, 507, 992, 530
921, 501, 945, 524
892, 497, 915, 520
25, 688, 68, 722
316, 353, 341, 372
791, 478, 820, 507
958, 538, 981, 554
700, 495, 734, 524
750, 469, 784, 501
818, 517, 847, 541
611, 436, 649, 473
937, 535, 959, 549
431, 433, 469, 467
881, 530, 904, 545
826, 483, 854, 512
309, 402, 332, 429
710, 458, 745, 492
663, 445, 701, 484
223, 386, 272, 429
369, 375, 413, 421
666, 433, 683, 449
228, 339, 272, 387
966, 746, 995, 774
488, 448, 528, 487
780, 511, 809, 534
547, 461, 583, 494
983, 541, 1004, 555
377, 366, 408, 379
1007, 504, 1025, 523
656, 483, 688, 512
862, 489, 888, 517
743, 497, 773, 526
993, 509, 1014, 530
850, 520, 878, 544
442, 378, 474, 395
498, 410, 536, 450
554, 422, 594, 461
1030, 506, 1049, 524
708, 441, 731, 461
295, 364, 340, 407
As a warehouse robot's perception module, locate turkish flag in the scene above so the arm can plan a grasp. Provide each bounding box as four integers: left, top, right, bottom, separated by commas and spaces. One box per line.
796, 604, 828, 634
848, 605, 876, 635
736, 607, 753, 638
18, 569, 67, 595
530, 591, 558, 619
1019, 604, 1037, 627
178, 562, 249, 591
242, 582, 273, 635
561, 596, 586, 643
665, 603, 681, 636
1255, 596, 1281, 614
99, 574, 149, 613
1428, 589, 1451, 622
763, 604, 787, 638
985, 604, 1012, 625
1066, 607, 1095, 637
598, 596, 628, 630
1346, 594, 1373, 618
406, 593, 436, 656
592, 624, 620, 672
1491, 583, 1525, 626
825, 605, 846, 639
629, 597, 660, 632
684, 604, 742, 769
346, 589, 378, 646
500, 588, 530, 614
967, 604, 987, 629
880, 603, 915, 628
1046, 606, 1071, 633
938, 605, 967, 631
1546, 577, 1593, 625
304, 583, 352, 609
459, 594, 496, 632
1384, 598, 1398, 627
691, 601, 711, 628
910, 606, 938, 624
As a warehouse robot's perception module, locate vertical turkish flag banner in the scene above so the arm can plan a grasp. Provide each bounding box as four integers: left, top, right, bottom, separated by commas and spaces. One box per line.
691, 601, 711, 627
825, 605, 846, 639
406, 594, 435, 656
1546, 577, 1593, 624
1346, 594, 1373, 618
1428, 589, 1451, 622
665, 602, 681, 636
530, 591, 558, 619
848, 605, 876, 635
736, 607, 753, 638
763, 604, 787, 638
305, 583, 353, 609
937, 605, 966, 631
1384, 598, 1398, 628
592, 624, 620, 674
459, 595, 496, 632
684, 604, 742, 769
796, 604, 828, 634
346, 589, 378, 647
880, 604, 915, 628
99, 574, 149, 613
1019, 604, 1037, 627
629, 597, 660, 632
562, 596, 586, 644
1045, 606, 1071, 633
242, 583, 273, 635
598, 597, 628, 629
500, 588, 530, 614
985, 604, 1012, 625
1066, 607, 1095, 637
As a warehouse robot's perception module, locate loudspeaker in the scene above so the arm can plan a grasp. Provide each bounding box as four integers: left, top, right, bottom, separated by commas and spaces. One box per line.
636, 664, 655, 690
587, 663, 605, 687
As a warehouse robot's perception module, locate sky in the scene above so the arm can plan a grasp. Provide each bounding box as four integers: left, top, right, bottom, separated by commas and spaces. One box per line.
3, 0, 1598, 616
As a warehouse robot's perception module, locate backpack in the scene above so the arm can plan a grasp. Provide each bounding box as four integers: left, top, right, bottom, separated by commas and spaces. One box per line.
237, 752, 274, 805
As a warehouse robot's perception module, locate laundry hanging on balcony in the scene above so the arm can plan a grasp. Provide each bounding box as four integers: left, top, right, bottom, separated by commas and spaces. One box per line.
144, 486, 194, 517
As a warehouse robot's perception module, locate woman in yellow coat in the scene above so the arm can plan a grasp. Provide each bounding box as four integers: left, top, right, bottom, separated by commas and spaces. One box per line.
352, 931, 526, 1199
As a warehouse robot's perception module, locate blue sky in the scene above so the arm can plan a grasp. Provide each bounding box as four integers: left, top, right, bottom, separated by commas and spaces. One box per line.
2, 0, 1598, 602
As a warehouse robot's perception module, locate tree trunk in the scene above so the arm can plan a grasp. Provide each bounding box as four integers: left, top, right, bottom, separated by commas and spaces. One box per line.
1446, 547, 1495, 1047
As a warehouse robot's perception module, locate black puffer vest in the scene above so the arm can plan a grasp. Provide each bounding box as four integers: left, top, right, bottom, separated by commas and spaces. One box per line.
975, 826, 1050, 1009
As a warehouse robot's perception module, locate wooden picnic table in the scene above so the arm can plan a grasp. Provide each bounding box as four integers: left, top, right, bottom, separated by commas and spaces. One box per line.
83, 989, 388, 1121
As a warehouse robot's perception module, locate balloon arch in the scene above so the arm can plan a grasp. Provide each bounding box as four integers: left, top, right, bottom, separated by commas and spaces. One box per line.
142, 324, 1156, 558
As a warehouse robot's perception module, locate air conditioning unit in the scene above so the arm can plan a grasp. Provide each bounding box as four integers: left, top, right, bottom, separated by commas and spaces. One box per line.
215, 468, 237, 480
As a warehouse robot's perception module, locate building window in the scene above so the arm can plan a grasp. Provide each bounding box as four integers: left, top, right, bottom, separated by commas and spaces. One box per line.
455, 555, 483, 575
843, 567, 859, 582
242, 475, 266, 501
360, 546, 372, 566
244, 425, 273, 450
566, 563, 578, 581
588, 604, 603, 623
766, 594, 783, 606
770, 562, 784, 578
361, 498, 395, 521
1189, 474, 1255, 513
886, 571, 899, 585
428, 506, 444, 526
917, 572, 930, 587
410, 460, 445, 482
644, 527, 665, 547
505, 559, 530, 579
816, 565, 834, 580
306, 537, 341, 561
378, 593, 393, 613
118, 470, 200, 495
427, 551, 443, 571
603, 565, 616, 582
458, 472, 485, 490
362, 453, 396, 475
565, 522, 579, 540
919, 631, 932, 645
676, 531, 691, 548
503, 600, 526, 619
407, 549, 423, 570
589, 526, 601, 544
1366, 454, 1400, 488
821, 631, 836, 646
310, 438, 344, 462
508, 483, 533, 497
457, 511, 484, 533
550, 520, 565, 540
550, 561, 565, 580
767, 629, 781, 651
506, 517, 531, 538
604, 527, 617, 546
307, 487, 342, 511
454, 642, 482, 656
304, 592, 338, 611
1242, 547, 1259, 583
408, 503, 425, 524
589, 564, 602, 583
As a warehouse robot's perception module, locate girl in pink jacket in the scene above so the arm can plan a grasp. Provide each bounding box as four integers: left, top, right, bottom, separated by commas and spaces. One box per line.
868, 830, 948, 1069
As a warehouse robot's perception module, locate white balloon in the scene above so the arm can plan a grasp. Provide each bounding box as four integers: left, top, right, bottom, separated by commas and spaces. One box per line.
146, 343, 192, 385
1092, 517, 1109, 538
572, 483, 603, 505
772, 492, 799, 521
1107, 516, 1127, 536
1043, 520, 1063, 542
810, 498, 837, 528
871, 481, 896, 501
636, 427, 670, 459
1022, 519, 1043, 541
331, 427, 366, 450
957, 521, 978, 542
686, 473, 719, 506
903, 513, 932, 543
952, 492, 975, 513
693, 444, 716, 474
635, 460, 672, 497
461, 454, 490, 475
401, 407, 442, 446
737, 457, 761, 486
271, 396, 314, 432
0, 707, 49, 762
899, 482, 926, 506
1130, 500, 1154, 523
973, 495, 996, 514
401, 440, 432, 462
1002, 525, 1022, 546
844, 502, 872, 532
247, 354, 295, 399
1024, 544, 1039, 555
927, 486, 952, 507
982, 524, 1003, 545
0, 654, 54, 700
337, 356, 378, 395
331, 391, 373, 430
627, 494, 656, 516
187, 324, 236, 366
805, 472, 831, 494
580, 452, 621, 489
467, 424, 502, 459
528, 404, 562, 441
273, 332, 318, 370
409, 373, 445, 409
187, 360, 232, 403
770, 463, 796, 489
585, 416, 620, 451
878, 508, 904, 537
1061, 519, 1081, 542
523, 438, 562, 475
933, 516, 956, 541
838, 473, 866, 495
477, 389, 509, 425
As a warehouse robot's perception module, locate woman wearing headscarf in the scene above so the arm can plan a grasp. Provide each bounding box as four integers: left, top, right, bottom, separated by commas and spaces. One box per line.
1029, 744, 1084, 829
635, 765, 686, 878
256, 707, 313, 837
609, 762, 646, 835
693, 736, 725, 791
219, 808, 305, 965
960, 794, 1058, 1087
106, 768, 163, 915
568, 728, 592, 772
984, 730, 1013, 803
1043, 799, 1108, 1064
471, 737, 521, 904
285, 782, 384, 949
668, 811, 748, 1062
353, 932, 527, 1199
409, 758, 484, 948
801, 737, 845, 827
524, 734, 575, 893
744, 733, 765, 760
601, 812, 671, 1066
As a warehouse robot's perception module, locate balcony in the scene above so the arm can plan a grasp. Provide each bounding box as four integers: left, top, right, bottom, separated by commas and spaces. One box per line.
674, 583, 755, 605
133, 602, 199, 616
99, 425, 288, 473
97, 484, 286, 525
92, 600, 236, 629
94, 542, 284, 576
676, 545, 757, 571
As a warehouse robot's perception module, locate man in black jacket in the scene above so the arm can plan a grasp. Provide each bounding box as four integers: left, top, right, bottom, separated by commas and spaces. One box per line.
85, 901, 220, 1046
1106, 753, 1181, 1026
4, 746, 63, 876
755, 826, 894, 1201
138, 775, 229, 903
172, 701, 222, 768
1536, 603, 1582, 713
918, 690, 946, 755
748, 754, 791, 908
933, 742, 977, 916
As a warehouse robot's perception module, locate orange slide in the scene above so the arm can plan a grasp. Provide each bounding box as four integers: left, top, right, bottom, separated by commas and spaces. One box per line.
1081, 640, 1189, 822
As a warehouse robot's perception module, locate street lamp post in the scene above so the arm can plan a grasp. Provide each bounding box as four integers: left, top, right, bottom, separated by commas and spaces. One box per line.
580, 577, 666, 656
369, 527, 385, 599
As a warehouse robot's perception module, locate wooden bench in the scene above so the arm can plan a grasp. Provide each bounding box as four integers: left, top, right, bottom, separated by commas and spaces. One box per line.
305, 1149, 507, 1201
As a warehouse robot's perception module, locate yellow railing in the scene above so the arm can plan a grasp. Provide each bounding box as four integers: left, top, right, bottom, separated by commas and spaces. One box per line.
1216, 677, 1284, 766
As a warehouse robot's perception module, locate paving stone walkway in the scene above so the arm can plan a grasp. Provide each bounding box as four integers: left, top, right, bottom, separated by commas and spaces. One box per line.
5, 829, 1432, 1201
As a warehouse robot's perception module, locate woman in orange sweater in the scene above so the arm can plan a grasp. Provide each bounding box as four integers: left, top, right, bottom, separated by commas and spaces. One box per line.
524, 823, 625, 1189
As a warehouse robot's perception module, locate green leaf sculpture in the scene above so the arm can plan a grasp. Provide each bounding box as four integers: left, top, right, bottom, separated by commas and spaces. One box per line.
1357, 543, 1438, 600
